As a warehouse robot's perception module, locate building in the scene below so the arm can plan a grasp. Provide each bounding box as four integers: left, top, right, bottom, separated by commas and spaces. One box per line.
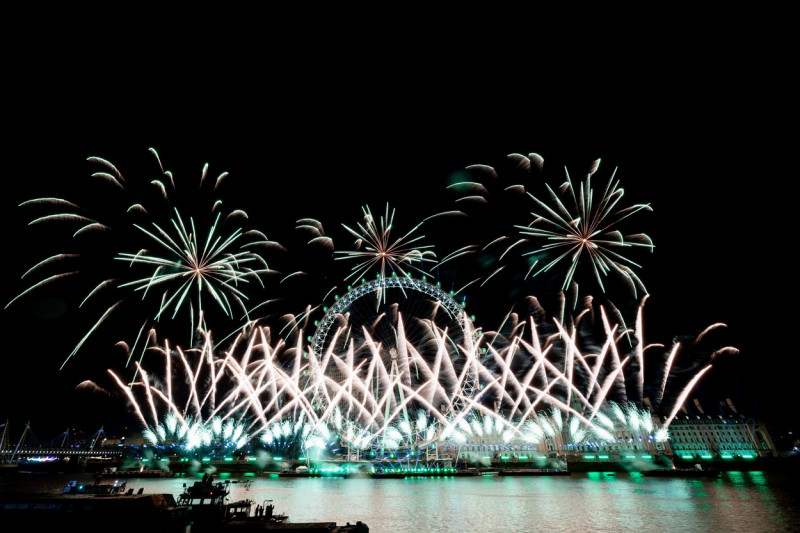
664, 398, 778, 462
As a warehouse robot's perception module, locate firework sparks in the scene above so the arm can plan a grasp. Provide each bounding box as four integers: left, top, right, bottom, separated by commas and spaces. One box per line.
6, 149, 286, 369
8, 147, 737, 468
514, 156, 654, 297
445, 154, 654, 312
335, 203, 438, 303
110, 290, 731, 464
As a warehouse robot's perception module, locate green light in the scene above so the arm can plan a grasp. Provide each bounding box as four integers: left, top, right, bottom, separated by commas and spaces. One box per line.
519, 455, 528, 460
598, 454, 609, 459
681, 454, 694, 459
640, 455, 652, 459
625, 455, 636, 459
273, 456, 283, 461
741, 454, 754, 459
224, 457, 233, 462
584, 455, 596, 460
202, 457, 211, 462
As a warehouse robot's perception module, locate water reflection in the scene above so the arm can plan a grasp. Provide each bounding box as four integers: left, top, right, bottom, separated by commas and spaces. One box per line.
2, 471, 799, 532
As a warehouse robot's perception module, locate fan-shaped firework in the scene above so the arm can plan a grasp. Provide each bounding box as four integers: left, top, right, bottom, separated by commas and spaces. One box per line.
445, 153, 654, 312
334, 203, 437, 303
6, 148, 286, 369
515, 157, 654, 297
110, 294, 734, 464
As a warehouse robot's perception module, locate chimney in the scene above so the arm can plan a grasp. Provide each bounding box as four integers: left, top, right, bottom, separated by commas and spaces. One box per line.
693, 398, 705, 415
725, 398, 738, 414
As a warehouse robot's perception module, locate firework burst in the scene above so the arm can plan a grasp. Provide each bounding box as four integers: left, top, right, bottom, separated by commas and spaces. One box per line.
6, 148, 286, 370
515, 156, 654, 298
444, 153, 654, 318
335, 203, 438, 303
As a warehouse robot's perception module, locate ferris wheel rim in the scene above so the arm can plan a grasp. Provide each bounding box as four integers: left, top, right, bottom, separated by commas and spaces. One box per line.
309, 276, 471, 360
307, 275, 482, 424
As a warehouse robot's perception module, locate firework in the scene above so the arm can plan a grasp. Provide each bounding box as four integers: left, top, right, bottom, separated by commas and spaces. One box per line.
6, 149, 286, 369
445, 154, 654, 312
334, 203, 438, 302
7, 146, 735, 469
514, 156, 654, 297
110, 292, 731, 465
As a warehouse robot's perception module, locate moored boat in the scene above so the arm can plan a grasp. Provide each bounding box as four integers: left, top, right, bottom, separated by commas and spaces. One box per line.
177, 473, 230, 505
643, 467, 719, 478
0, 490, 189, 532
63, 477, 129, 494
499, 468, 571, 476
98, 467, 173, 478
1, 483, 369, 532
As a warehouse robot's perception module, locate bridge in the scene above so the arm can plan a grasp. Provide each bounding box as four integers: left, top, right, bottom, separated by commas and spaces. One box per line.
1, 420, 126, 463
0, 447, 127, 460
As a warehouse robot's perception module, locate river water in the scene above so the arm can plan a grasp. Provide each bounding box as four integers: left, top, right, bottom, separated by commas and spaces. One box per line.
3, 470, 799, 532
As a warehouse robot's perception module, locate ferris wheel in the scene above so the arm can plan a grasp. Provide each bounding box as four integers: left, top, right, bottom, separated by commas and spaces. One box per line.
307, 276, 481, 444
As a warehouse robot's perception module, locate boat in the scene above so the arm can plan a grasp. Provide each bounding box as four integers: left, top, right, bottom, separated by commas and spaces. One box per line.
175, 474, 369, 531
643, 467, 720, 478
177, 473, 230, 505
63, 478, 129, 494
0, 490, 190, 532
498, 468, 571, 476
186, 496, 292, 531
370, 469, 476, 479
1, 478, 370, 532
98, 467, 173, 478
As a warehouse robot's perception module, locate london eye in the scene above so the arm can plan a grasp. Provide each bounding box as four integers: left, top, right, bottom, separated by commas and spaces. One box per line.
306, 276, 481, 449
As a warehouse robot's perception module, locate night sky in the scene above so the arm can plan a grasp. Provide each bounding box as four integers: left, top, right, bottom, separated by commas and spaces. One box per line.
2, 36, 794, 446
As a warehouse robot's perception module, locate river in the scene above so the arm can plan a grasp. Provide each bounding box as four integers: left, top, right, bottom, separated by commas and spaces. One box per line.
3, 470, 799, 532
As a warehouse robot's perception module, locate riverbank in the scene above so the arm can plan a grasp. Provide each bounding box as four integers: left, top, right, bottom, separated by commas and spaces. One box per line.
4, 452, 798, 478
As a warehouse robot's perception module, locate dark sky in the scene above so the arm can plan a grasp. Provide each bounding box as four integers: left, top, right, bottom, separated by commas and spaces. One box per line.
1, 33, 794, 444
